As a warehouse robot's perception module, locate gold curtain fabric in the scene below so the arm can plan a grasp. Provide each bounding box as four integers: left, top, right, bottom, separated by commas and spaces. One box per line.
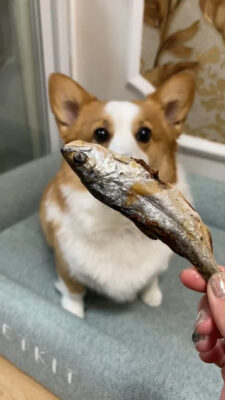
141, 0, 225, 144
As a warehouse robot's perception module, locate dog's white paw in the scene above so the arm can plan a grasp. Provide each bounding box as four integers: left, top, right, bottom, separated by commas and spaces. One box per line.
55, 278, 85, 318
141, 287, 163, 307
61, 295, 84, 318
55, 279, 64, 293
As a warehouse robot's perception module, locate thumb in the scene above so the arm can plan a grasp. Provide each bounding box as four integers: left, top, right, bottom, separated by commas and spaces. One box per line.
208, 272, 225, 338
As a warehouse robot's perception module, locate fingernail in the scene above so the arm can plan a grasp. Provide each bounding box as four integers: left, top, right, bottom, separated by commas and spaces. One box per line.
192, 330, 205, 344
209, 272, 225, 298
195, 309, 207, 327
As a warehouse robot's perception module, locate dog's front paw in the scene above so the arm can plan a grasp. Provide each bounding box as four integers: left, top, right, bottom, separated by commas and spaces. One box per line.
141, 286, 163, 307
61, 295, 85, 318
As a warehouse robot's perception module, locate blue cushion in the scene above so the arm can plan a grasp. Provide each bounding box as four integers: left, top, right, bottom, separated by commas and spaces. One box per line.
187, 173, 225, 231
0, 153, 60, 231
0, 212, 224, 400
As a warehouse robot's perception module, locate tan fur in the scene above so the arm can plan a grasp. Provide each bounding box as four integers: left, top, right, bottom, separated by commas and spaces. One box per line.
55, 247, 85, 295
40, 71, 195, 299
40, 166, 86, 293
133, 71, 195, 183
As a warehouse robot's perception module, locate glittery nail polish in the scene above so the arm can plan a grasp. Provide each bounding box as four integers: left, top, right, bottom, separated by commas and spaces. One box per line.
192, 330, 205, 344
195, 309, 207, 327
209, 273, 225, 298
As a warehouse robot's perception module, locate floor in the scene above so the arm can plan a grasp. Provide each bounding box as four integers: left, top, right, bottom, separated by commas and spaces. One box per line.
0, 356, 58, 400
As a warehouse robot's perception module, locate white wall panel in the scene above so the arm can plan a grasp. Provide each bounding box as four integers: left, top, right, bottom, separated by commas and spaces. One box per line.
72, 0, 145, 101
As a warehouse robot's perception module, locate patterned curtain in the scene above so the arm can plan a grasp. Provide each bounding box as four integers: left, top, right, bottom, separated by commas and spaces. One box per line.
141, 0, 225, 144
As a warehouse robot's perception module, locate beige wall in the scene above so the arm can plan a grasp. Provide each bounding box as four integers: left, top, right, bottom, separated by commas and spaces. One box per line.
141, 0, 225, 145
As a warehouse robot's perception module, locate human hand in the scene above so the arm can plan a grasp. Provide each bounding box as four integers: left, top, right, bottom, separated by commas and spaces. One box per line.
180, 266, 225, 400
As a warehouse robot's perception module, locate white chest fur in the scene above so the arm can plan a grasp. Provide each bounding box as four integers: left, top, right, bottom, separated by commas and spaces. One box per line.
45, 164, 190, 302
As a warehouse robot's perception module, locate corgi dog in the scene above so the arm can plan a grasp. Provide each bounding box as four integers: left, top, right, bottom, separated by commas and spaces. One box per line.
40, 71, 195, 318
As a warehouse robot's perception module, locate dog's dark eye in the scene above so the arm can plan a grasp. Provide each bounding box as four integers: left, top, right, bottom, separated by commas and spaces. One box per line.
94, 128, 110, 143
136, 127, 152, 143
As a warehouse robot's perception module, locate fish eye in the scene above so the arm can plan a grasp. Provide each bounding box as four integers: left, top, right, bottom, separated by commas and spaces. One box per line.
73, 151, 88, 165
136, 127, 152, 143
94, 127, 110, 143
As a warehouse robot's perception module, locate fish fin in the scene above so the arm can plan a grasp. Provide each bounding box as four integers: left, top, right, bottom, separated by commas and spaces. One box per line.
133, 158, 155, 176
133, 159, 165, 185
153, 170, 160, 180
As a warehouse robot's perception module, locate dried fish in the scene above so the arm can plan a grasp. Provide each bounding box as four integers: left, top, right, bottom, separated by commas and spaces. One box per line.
61, 140, 219, 280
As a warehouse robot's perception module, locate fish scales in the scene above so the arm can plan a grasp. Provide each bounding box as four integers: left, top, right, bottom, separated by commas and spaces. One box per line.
61, 140, 219, 280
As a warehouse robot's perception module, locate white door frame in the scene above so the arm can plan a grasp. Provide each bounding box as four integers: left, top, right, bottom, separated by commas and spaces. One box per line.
36, 0, 225, 173
32, 0, 72, 153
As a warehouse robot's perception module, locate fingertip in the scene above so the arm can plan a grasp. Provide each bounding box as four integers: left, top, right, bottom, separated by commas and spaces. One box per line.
199, 352, 213, 364
199, 340, 225, 367
180, 267, 207, 292
207, 273, 225, 338
194, 334, 217, 353
221, 365, 225, 382
196, 317, 215, 335
196, 296, 216, 335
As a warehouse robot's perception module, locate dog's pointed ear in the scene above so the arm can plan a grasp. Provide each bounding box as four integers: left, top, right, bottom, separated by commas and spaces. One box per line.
150, 71, 196, 136
49, 73, 96, 137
